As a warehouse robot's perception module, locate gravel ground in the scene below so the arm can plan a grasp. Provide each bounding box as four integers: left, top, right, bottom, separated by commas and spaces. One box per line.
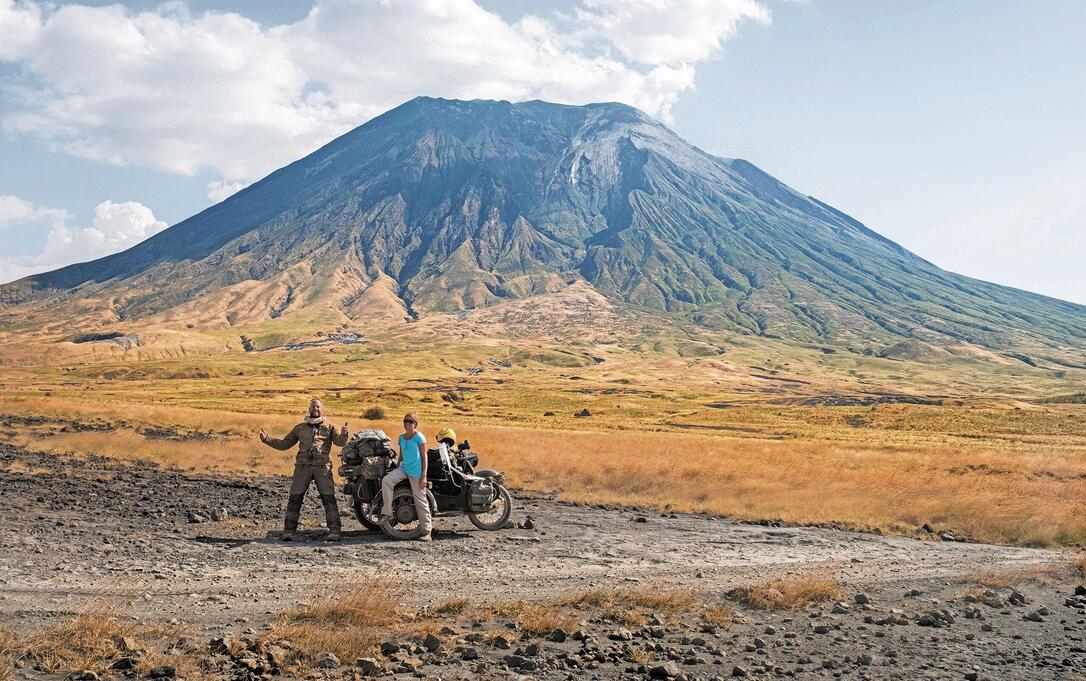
1, 443, 1084, 680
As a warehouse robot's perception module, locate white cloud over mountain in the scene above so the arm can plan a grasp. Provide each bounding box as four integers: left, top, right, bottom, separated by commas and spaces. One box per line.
0, 0, 768, 198
0, 194, 166, 284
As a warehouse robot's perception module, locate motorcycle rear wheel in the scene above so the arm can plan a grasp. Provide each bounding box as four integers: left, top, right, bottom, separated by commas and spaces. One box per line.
379, 487, 429, 540
352, 498, 382, 532
467, 484, 513, 531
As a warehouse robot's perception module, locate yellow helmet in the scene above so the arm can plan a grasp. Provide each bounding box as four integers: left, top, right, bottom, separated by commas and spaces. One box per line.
435, 427, 456, 444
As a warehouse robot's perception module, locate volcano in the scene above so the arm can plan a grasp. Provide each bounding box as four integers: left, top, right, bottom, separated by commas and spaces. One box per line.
2, 97, 1084, 361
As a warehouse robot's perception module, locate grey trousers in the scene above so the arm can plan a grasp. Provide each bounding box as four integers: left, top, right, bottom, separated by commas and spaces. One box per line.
381, 468, 432, 533
285, 462, 340, 532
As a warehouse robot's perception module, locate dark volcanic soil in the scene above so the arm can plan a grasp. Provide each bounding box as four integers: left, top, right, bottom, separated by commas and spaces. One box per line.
1, 444, 1084, 680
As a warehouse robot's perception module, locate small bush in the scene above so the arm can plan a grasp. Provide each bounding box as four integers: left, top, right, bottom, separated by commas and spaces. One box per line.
362, 406, 386, 420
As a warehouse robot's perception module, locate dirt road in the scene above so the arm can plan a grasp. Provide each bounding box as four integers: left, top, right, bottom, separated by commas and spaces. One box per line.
2, 444, 1084, 679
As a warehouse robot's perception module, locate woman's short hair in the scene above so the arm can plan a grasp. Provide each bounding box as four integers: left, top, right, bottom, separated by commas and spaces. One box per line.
403, 412, 418, 424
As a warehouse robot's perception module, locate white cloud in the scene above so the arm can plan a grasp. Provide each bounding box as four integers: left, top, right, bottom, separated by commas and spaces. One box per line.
0, 0, 767, 193
576, 0, 770, 65
0, 193, 69, 230
206, 180, 251, 202
0, 195, 166, 284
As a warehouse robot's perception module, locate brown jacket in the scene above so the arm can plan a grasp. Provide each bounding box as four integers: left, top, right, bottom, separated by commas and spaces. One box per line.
262, 421, 348, 465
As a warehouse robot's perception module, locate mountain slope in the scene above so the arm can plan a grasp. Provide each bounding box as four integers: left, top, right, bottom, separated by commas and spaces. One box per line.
2, 97, 1084, 361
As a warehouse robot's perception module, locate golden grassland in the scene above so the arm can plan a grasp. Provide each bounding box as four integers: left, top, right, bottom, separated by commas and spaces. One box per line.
1, 336, 1085, 547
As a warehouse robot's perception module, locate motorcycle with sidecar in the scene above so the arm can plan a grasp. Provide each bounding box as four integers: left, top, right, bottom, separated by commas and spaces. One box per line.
338, 430, 513, 540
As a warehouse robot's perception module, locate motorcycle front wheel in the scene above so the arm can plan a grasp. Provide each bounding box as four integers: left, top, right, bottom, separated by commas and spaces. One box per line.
379, 487, 429, 540
352, 498, 382, 531
467, 484, 513, 531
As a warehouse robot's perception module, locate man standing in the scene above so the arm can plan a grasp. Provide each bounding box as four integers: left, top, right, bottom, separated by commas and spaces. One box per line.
260, 399, 349, 541
381, 412, 432, 541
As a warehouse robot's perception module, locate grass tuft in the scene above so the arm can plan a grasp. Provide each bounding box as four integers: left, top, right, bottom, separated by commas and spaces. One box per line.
270, 583, 402, 666
731, 575, 844, 610
432, 597, 470, 616
1072, 554, 1086, 580
6, 612, 194, 677
492, 600, 577, 636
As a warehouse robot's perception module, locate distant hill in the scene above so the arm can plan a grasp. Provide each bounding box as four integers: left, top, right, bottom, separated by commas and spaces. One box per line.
2, 97, 1084, 363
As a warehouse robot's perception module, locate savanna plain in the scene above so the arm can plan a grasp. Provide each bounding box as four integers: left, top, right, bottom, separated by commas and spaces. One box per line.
1, 328, 1085, 680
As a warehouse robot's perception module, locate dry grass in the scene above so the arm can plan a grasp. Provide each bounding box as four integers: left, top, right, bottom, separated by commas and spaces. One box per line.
1073, 554, 1086, 580
0, 626, 16, 681
495, 585, 721, 634
5, 612, 197, 678
269, 583, 403, 665
958, 563, 1067, 589
3, 346, 1086, 549
700, 605, 735, 629
432, 597, 470, 616
731, 575, 845, 610
493, 600, 578, 636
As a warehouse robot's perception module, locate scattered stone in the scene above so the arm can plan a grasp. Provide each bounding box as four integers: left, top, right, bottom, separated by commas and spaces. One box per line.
147, 666, 176, 679
422, 634, 441, 652
210, 507, 229, 521
355, 658, 380, 676
649, 661, 681, 679
208, 636, 234, 655
315, 652, 340, 669
110, 657, 138, 671
854, 593, 870, 605
574, 408, 592, 418
379, 641, 400, 656
547, 628, 567, 642
503, 654, 527, 668
731, 665, 749, 677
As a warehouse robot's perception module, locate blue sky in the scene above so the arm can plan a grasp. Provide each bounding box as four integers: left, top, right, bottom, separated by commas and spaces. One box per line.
1, 0, 1083, 304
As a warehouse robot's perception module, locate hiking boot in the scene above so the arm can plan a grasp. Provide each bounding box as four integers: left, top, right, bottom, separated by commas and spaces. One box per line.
417, 533, 432, 542
280, 531, 294, 542
325, 531, 341, 542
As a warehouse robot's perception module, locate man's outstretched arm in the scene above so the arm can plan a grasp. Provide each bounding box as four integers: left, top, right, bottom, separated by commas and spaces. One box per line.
260, 425, 299, 451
